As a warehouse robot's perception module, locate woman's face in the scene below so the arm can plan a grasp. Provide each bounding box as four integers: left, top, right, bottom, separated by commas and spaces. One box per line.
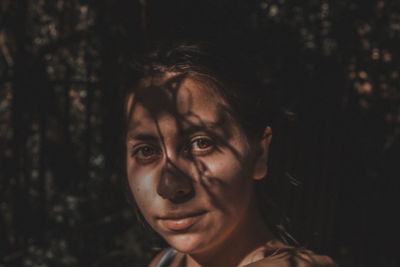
126, 75, 266, 255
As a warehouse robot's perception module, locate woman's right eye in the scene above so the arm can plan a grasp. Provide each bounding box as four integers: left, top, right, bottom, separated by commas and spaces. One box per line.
131, 145, 161, 163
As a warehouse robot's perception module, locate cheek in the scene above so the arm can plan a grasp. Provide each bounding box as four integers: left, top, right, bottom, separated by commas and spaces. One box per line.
126, 161, 160, 217
207, 143, 252, 184
200, 149, 254, 207
206, 158, 244, 185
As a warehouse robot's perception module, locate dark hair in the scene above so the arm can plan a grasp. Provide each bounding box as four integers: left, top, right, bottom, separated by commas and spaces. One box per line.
123, 39, 280, 135
122, 40, 296, 245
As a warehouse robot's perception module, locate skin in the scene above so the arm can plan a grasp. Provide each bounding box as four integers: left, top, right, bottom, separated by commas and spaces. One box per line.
126, 73, 275, 267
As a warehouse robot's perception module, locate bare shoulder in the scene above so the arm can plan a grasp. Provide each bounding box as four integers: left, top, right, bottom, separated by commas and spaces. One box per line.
245, 251, 337, 267
244, 241, 337, 267
148, 248, 170, 267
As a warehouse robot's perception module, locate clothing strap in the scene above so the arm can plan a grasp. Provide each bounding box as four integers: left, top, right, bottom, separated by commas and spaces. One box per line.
156, 248, 177, 267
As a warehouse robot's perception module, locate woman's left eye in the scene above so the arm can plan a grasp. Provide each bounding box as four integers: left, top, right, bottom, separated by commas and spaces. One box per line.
188, 138, 215, 154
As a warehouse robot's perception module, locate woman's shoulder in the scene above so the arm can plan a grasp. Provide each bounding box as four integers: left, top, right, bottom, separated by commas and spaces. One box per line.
149, 241, 337, 267
244, 240, 337, 267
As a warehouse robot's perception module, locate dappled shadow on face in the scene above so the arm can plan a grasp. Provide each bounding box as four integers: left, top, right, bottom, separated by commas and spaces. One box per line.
164, 158, 227, 212
126, 73, 248, 212
157, 157, 195, 204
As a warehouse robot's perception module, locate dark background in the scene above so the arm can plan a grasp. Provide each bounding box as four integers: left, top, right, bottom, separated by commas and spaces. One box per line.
1, 0, 399, 266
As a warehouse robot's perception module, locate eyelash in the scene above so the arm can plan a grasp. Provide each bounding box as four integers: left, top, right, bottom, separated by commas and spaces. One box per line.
131, 145, 161, 163
130, 137, 215, 163
186, 137, 215, 155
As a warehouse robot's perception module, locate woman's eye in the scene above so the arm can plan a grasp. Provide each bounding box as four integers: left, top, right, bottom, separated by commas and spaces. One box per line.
138, 146, 155, 157
132, 145, 161, 162
188, 138, 215, 154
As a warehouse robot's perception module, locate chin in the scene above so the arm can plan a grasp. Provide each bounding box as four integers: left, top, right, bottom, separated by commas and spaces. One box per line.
165, 232, 206, 254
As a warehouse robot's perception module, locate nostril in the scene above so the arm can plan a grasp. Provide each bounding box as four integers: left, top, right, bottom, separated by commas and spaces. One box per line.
171, 188, 194, 203
175, 189, 189, 198
157, 169, 194, 203
176, 190, 185, 197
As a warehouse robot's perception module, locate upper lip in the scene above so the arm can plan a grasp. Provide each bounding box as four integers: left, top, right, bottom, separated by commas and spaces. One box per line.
157, 210, 207, 220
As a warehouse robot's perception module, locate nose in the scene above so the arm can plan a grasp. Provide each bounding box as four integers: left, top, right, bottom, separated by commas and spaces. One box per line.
157, 160, 194, 203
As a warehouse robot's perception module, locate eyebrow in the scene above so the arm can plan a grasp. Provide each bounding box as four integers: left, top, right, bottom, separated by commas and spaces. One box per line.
180, 123, 228, 141
126, 133, 159, 142
180, 124, 211, 135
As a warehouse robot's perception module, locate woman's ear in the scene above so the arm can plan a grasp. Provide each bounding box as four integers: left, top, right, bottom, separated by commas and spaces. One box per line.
253, 126, 272, 180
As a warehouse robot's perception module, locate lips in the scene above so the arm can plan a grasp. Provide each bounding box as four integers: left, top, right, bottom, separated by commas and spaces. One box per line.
159, 211, 206, 231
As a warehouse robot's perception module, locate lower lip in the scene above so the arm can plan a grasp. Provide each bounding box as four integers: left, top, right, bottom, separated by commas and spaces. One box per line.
161, 213, 204, 231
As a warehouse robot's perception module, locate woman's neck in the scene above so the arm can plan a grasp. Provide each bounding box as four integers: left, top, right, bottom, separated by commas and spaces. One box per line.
184, 203, 275, 267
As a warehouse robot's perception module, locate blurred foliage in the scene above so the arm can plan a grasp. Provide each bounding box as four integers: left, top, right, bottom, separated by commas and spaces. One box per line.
0, 0, 399, 266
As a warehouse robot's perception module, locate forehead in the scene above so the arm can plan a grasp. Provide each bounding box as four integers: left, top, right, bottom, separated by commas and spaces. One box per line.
126, 74, 232, 130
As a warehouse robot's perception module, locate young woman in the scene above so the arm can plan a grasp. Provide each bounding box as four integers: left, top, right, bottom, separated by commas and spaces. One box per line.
123, 41, 336, 267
